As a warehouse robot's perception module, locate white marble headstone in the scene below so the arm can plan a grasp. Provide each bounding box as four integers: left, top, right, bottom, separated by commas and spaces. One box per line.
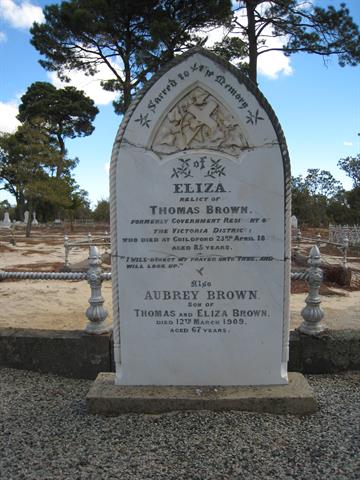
2, 212, 11, 227
110, 48, 291, 386
24, 211, 29, 224
32, 211, 38, 225
291, 215, 298, 229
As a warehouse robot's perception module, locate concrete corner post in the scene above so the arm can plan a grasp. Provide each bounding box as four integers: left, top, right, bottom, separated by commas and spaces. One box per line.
342, 235, 349, 269
316, 233, 321, 248
85, 246, 111, 335
299, 245, 326, 335
295, 228, 302, 255
64, 235, 70, 270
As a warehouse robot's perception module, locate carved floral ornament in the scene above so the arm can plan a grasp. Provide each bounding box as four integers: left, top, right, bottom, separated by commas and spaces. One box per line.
151, 86, 249, 158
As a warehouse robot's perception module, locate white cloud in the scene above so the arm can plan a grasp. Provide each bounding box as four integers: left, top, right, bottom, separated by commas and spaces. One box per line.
344, 141, 353, 146
0, 100, 20, 133
0, 31, 6, 43
104, 162, 110, 173
257, 36, 293, 79
48, 61, 120, 106
0, 0, 44, 29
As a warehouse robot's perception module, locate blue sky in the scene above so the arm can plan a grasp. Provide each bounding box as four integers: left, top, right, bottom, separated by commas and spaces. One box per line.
0, 0, 359, 207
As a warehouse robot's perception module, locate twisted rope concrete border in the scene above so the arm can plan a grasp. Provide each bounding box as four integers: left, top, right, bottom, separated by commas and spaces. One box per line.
0, 270, 307, 281
291, 271, 309, 281
0, 271, 87, 281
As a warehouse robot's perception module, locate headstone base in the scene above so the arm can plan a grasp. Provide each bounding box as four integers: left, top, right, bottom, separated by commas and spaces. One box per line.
86, 372, 317, 416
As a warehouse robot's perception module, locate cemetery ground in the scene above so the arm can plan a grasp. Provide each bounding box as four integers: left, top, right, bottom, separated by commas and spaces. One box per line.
0, 225, 359, 331
1, 225, 359, 480
0, 367, 359, 480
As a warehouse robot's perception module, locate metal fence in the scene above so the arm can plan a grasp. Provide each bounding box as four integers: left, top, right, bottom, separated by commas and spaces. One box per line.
0, 243, 326, 337
63, 232, 110, 270
293, 228, 349, 268
329, 224, 360, 247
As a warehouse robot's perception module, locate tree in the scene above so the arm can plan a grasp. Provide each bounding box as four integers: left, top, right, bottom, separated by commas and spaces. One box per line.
303, 168, 343, 198
92, 198, 110, 223
346, 187, 360, 223
30, 0, 232, 113
211, 36, 249, 71
0, 200, 15, 220
60, 184, 92, 229
68, 187, 91, 218
31, 1, 360, 105
291, 169, 344, 226
0, 123, 62, 222
338, 154, 360, 188
0, 123, 89, 234
230, 1, 360, 83
17, 82, 98, 177
29, 177, 91, 224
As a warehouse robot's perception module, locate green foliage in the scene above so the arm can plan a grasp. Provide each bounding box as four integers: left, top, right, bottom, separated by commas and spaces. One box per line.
92, 198, 110, 222
18, 82, 98, 140
302, 168, 343, 198
230, 1, 360, 82
338, 154, 360, 188
0, 124, 89, 224
62, 185, 92, 221
31, 0, 232, 113
30, 1, 360, 104
0, 200, 15, 219
0, 124, 61, 199
17, 82, 98, 176
291, 169, 345, 226
344, 187, 360, 223
211, 36, 249, 72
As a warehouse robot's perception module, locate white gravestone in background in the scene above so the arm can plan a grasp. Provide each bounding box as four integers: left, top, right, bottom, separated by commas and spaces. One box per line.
24, 211, 29, 224
2, 212, 11, 228
110, 49, 291, 386
291, 215, 298, 230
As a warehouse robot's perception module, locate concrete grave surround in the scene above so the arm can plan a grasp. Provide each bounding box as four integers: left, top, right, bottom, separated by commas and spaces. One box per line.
110, 48, 292, 387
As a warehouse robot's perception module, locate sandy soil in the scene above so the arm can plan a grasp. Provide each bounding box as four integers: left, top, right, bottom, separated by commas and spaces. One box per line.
1, 227, 359, 331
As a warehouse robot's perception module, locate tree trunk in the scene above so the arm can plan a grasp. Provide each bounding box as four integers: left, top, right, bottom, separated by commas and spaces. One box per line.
123, 54, 133, 112
25, 205, 33, 238
56, 134, 66, 178
123, 81, 132, 113
15, 191, 25, 222
123, 26, 133, 113
246, 0, 258, 84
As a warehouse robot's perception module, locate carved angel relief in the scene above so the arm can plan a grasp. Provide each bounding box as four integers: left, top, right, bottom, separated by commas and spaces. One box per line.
151, 87, 249, 158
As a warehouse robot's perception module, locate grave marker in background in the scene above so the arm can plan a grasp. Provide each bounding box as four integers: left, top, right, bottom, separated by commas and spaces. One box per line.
291, 215, 298, 238
1, 212, 11, 228
110, 48, 291, 386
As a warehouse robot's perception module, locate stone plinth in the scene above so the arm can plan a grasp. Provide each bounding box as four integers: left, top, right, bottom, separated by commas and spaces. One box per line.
86, 372, 317, 416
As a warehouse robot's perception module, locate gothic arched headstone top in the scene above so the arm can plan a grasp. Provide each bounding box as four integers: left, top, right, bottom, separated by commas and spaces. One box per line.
151, 85, 249, 158
110, 48, 291, 387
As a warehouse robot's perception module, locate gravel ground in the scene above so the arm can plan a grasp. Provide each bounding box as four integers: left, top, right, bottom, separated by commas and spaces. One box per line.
1, 368, 359, 480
